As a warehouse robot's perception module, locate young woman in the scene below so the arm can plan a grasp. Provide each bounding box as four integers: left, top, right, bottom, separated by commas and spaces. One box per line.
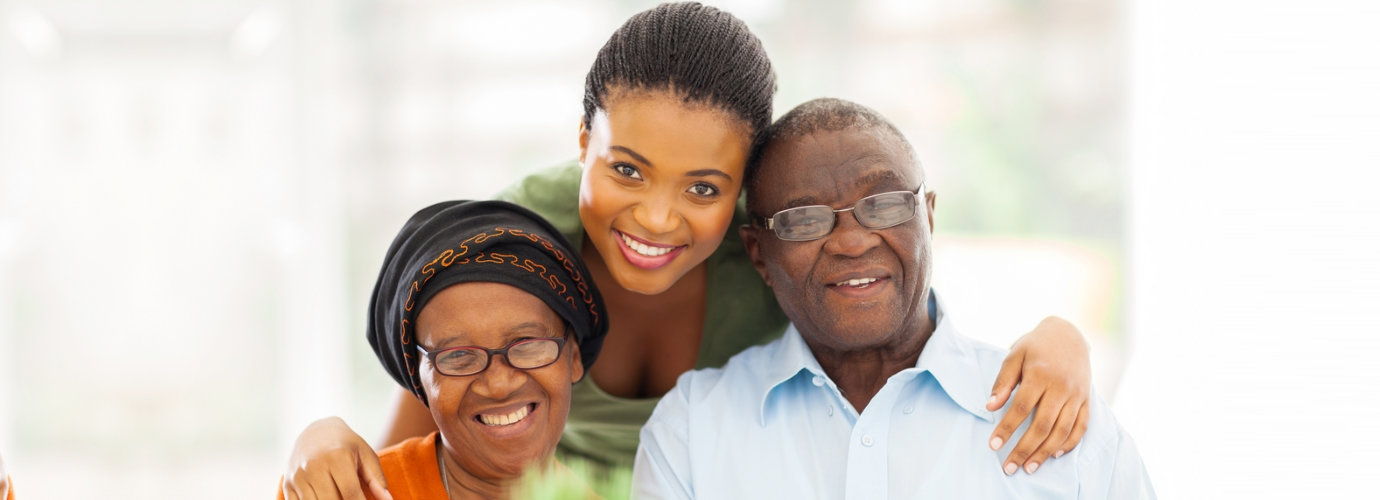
281, 4, 1093, 499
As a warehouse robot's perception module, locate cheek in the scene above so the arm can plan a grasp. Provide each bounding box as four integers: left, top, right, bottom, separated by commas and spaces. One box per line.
579, 176, 630, 224
421, 372, 465, 418
771, 243, 817, 281
890, 231, 931, 282
533, 369, 575, 426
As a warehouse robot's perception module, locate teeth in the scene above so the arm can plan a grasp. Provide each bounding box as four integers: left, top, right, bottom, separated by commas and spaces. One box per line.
835, 277, 879, 287
479, 405, 531, 427
621, 233, 673, 257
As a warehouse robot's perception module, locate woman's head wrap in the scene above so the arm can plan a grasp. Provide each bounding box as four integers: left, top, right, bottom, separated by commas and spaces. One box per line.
367, 200, 607, 406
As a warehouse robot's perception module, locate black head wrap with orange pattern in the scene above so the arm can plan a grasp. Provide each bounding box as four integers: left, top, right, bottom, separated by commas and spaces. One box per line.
367, 200, 607, 406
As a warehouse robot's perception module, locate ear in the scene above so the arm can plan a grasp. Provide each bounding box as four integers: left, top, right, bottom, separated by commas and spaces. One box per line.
924, 189, 937, 235
577, 120, 591, 167
569, 341, 585, 383
739, 224, 773, 287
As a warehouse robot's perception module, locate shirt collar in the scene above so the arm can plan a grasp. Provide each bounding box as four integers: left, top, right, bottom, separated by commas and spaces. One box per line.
912, 293, 995, 422
757, 322, 823, 425
758, 291, 995, 425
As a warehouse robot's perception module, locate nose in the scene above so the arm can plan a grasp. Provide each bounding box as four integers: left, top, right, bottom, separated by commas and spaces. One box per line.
470, 355, 525, 400
821, 209, 881, 258
632, 195, 682, 235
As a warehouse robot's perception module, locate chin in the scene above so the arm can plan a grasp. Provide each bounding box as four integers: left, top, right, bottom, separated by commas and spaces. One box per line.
464, 438, 560, 480
820, 317, 906, 345
610, 267, 681, 296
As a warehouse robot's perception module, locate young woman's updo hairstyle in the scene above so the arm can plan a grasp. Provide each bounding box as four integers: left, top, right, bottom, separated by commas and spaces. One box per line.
583, 1, 777, 143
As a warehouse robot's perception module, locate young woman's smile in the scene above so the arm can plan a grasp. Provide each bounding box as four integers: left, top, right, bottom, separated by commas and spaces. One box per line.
614, 229, 688, 270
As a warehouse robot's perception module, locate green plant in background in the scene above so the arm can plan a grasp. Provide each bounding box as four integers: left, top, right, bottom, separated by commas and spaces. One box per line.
515, 458, 632, 500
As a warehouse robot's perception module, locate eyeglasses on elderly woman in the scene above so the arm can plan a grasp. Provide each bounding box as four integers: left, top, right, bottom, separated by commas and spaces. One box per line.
416, 327, 572, 377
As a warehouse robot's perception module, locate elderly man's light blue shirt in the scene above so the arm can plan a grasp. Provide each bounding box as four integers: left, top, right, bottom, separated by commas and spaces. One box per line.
633, 295, 1154, 499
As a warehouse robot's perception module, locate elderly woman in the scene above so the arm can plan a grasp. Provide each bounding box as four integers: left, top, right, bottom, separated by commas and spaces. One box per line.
280, 200, 607, 499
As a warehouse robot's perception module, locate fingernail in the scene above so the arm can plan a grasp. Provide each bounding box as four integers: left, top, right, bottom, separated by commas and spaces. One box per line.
1025, 462, 1040, 474
988, 395, 998, 406
989, 436, 1003, 450
1054, 450, 1065, 459
1003, 462, 1018, 476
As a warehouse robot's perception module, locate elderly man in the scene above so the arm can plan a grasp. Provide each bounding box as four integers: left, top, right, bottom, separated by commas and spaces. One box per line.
632, 98, 1154, 499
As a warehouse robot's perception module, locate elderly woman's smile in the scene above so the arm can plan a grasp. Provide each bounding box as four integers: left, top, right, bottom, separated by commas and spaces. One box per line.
476, 403, 534, 427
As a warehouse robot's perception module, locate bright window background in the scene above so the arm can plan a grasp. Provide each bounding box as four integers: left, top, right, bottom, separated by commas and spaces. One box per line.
0, 0, 1372, 498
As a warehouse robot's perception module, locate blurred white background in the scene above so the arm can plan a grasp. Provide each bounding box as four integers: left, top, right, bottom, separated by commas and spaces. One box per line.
0, 0, 1375, 498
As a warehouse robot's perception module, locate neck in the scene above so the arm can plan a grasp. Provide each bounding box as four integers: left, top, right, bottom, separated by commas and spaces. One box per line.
808, 314, 935, 413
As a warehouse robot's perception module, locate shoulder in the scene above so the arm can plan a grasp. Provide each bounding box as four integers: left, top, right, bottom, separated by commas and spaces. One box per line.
493, 160, 581, 208
373, 433, 446, 500
966, 338, 1014, 380
376, 433, 433, 478
493, 160, 583, 242
932, 320, 1013, 390
1075, 391, 1148, 469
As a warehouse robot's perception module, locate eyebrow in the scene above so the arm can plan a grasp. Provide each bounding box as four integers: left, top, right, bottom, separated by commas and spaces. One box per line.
433, 321, 556, 348
854, 169, 907, 191
779, 168, 906, 210
685, 169, 733, 182
610, 145, 652, 167
782, 194, 824, 209
610, 145, 733, 182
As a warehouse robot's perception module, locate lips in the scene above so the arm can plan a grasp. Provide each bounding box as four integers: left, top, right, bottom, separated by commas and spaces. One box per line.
614, 230, 686, 270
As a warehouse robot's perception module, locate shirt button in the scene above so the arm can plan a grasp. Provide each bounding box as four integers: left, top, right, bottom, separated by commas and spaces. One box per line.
862, 435, 875, 447
903, 405, 915, 414
826, 405, 834, 417
812, 376, 825, 387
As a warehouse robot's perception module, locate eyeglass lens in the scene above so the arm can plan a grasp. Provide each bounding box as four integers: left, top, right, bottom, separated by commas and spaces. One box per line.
773, 190, 919, 241
433, 338, 562, 376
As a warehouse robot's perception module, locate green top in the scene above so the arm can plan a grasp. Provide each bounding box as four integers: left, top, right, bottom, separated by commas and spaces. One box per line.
495, 161, 789, 467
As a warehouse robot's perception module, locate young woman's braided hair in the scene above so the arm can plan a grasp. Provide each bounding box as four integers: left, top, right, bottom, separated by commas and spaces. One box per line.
583, 2, 776, 145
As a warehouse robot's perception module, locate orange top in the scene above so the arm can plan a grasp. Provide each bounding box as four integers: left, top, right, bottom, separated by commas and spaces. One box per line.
369, 432, 449, 500
5, 475, 13, 500
276, 433, 446, 500
275, 432, 598, 499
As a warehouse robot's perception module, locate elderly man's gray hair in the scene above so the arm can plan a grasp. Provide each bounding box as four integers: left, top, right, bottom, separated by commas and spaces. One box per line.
746, 98, 921, 210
